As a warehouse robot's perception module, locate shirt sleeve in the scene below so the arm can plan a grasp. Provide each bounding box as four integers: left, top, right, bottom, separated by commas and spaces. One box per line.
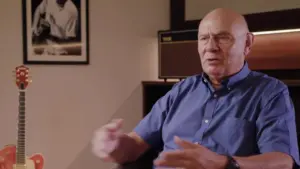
256, 87, 300, 167
38, 0, 47, 13
65, 12, 78, 38
133, 83, 179, 150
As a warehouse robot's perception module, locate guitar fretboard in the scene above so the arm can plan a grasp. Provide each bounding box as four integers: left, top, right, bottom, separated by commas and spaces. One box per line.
17, 90, 26, 164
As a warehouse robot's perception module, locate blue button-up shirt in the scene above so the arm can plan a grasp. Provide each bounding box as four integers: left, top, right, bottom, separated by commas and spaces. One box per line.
134, 62, 300, 167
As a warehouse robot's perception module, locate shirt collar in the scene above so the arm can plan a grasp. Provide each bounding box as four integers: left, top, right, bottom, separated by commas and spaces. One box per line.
202, 62, 251, 89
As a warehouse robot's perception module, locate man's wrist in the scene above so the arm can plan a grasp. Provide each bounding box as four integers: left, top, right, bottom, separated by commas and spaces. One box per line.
216, 154, 229, 169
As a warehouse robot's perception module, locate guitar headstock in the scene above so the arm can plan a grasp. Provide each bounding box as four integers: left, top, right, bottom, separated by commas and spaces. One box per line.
14, 65, 32, 90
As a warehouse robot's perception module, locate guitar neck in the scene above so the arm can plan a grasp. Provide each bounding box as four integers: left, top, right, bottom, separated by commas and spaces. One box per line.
17, 89, 26, 164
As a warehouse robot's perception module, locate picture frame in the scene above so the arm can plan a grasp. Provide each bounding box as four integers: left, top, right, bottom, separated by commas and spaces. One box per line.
22, 0, 89, 65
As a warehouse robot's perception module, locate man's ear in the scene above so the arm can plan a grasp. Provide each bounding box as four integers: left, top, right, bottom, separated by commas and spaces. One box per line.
244, 32, 254, 56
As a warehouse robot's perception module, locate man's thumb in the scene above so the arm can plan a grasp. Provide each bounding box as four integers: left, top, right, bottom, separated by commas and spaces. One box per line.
112, 118, 123, 129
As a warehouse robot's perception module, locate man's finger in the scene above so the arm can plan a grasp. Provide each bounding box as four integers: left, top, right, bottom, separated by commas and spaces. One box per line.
174, 136, 197, 149
154, 157, 191, 168
158, 149, 191, 161
155, 149, 206, 169
103, 119, 123, 132
111, 118, 123, 124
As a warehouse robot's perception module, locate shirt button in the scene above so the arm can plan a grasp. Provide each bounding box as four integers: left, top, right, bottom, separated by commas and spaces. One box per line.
204, 119, 209, 123
213, 94, 217, 98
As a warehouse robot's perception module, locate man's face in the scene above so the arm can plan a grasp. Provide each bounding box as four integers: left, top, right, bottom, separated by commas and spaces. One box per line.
198, 19, 249, 78
56, 0, 67, 6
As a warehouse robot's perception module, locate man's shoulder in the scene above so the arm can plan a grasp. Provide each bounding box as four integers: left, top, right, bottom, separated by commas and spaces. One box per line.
66, 0, 78, 15
169, 74, 203, 92
173, 74, 202, 86
249, 71, 288, 95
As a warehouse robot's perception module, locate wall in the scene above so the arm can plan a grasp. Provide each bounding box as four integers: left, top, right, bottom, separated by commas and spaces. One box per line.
185, 0, 300, 21
0, 0, 169, 169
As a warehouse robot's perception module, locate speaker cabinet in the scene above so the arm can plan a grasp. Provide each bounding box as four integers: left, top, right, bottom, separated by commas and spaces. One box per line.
158, 29, 300, 80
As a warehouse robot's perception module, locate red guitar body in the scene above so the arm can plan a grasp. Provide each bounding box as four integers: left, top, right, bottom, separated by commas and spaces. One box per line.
0, 145, 44, 169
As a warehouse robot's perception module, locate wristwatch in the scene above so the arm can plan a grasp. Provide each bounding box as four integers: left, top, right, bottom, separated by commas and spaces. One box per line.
225, 156, 240, 169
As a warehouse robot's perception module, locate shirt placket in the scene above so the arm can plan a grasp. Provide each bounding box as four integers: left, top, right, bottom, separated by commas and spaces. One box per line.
193, 91, 219, 144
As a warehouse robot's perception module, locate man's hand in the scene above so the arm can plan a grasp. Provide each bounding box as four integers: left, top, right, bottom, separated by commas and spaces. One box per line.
91, 119, 150, 164
91, 119, 124, 162
154, 136, 228, 169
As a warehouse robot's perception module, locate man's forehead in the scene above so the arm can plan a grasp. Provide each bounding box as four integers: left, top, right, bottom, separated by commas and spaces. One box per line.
198, 14, 249, 36
198, 18, 244, 34
198, 20, 233, 35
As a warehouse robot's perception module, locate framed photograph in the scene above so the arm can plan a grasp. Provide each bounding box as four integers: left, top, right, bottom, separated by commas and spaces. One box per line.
22, 0, 89, 65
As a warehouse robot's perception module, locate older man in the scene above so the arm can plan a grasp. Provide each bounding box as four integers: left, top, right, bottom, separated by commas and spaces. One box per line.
32, 0, 78, 55
92, 8, 300, 169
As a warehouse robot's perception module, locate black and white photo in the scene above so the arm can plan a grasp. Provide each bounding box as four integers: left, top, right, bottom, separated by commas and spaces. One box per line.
22, 0, 89, 64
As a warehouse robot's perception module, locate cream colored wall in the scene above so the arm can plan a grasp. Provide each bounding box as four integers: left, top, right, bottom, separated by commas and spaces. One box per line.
185, 0, 300, 20
0, 0, 169, 169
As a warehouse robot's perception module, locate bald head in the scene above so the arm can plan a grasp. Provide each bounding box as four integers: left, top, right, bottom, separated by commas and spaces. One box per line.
197, 8, 254, 83
199, 8, 249, 37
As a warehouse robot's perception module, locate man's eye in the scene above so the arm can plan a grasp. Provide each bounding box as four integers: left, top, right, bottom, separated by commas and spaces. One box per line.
199, 37, 208, 40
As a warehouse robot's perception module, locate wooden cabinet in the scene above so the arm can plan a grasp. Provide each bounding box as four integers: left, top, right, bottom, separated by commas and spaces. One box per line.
142, 81, 175, 117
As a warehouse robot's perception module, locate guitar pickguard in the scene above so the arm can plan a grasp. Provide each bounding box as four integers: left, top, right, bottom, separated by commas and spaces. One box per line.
13, 158, 35, 169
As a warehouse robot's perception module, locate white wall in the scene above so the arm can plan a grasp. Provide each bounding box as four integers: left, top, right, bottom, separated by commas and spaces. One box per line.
0, 0, 169, 169
185, 0, 300, 21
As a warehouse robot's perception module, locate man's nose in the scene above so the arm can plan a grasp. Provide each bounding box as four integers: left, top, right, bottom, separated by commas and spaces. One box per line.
206, 38, 219, 51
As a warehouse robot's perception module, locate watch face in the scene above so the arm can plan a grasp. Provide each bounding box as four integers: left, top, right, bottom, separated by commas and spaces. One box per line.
227, 156, 240, 169
233, 162, 240, 168
229, 162, 239, 169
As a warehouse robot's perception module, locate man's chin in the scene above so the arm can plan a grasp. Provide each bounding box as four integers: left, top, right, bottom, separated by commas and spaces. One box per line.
204, 66, 224, 77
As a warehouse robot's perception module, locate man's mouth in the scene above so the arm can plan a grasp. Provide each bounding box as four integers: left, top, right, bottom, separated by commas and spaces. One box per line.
207, 58, 220, 62
206, 58, 222, 65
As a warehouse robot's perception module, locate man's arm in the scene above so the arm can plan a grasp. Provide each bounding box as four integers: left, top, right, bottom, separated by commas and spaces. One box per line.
32, 0, 47, 31
107, 132, 150, 164
65, 10, 78, 39
104, 81, 182, 166
233, 152, 294, 169
105, 84, 179, 164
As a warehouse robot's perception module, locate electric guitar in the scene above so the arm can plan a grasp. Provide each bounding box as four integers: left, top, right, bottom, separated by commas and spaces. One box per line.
32, 13, 50, 45
0, 65, 44, 169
